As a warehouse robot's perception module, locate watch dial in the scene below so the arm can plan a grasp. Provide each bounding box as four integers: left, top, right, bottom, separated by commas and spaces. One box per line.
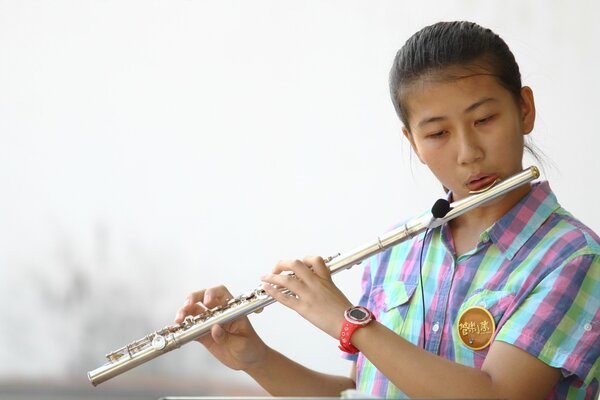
349, 308, 367, 320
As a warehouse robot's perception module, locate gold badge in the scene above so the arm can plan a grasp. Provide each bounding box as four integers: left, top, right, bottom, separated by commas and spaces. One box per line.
456, 306, 496, 350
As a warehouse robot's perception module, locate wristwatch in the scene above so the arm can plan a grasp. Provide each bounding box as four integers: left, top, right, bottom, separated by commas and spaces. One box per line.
338, 306, 375, 354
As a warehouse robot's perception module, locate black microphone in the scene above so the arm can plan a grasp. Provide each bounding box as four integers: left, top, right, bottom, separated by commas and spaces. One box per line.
431, 198, 451, 219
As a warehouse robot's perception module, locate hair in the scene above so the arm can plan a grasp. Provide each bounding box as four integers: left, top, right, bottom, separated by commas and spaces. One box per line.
389, 21, 522, 131
390, 21, 545, 167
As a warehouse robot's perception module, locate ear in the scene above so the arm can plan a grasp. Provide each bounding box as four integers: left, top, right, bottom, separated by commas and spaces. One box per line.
402, 127, 425, 164
519, 86, 536, 135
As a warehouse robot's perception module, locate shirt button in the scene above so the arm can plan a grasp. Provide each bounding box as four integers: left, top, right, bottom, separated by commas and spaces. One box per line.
584, 323, 592, 332
432, 322, 440, 332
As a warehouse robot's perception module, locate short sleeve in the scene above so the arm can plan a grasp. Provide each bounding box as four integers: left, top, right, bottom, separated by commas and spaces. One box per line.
494, 253, 600, 385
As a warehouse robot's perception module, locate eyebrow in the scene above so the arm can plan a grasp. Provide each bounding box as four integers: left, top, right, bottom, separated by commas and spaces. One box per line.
416, 97, 498, 129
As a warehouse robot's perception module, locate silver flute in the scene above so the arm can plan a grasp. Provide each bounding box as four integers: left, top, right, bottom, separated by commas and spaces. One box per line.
87, 166, 540, 386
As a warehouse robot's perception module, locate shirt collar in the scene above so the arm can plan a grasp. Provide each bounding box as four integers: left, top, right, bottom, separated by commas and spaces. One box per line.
486, 181, 560, 260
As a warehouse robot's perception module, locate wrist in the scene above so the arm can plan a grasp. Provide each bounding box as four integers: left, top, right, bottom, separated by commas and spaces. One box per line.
243, 342, 271, 377
338, 306, 375, 354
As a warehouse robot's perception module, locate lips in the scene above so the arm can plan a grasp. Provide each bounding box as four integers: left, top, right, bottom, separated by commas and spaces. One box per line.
466, 174, 500, 192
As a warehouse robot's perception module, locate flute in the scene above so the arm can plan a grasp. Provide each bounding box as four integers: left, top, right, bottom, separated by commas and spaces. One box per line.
87, 166, 540, 386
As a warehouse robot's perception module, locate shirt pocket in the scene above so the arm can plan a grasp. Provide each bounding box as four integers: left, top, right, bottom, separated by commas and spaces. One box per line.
454, 289, 516, 363
369, 281, 418, 332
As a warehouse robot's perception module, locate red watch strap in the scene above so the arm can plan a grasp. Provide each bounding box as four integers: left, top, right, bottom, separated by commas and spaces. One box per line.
339, 320, 361, 354
338, 308, 375, 354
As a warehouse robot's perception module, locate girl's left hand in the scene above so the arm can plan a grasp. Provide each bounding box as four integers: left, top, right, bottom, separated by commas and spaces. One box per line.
261, 256, 353, 339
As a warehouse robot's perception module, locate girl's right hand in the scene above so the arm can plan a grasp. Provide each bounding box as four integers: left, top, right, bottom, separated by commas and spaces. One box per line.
174, 285, 268, 372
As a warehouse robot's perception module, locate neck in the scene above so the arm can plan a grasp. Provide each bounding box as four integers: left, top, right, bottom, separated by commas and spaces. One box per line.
449, 183, 531, 234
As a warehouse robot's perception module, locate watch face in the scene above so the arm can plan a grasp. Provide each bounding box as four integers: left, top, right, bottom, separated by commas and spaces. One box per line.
344, 306, 373, 327
349, 308, 368, 320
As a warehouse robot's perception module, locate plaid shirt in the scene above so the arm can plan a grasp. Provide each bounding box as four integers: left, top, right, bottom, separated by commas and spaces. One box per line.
344, 181, 600, 399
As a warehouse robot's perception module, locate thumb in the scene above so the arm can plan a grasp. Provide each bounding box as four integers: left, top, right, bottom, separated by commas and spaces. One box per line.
211, 324, 228, 344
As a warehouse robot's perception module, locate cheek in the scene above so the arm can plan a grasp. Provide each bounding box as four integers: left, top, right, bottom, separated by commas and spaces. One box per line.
417, 148, 453, 170
416, 139, 455, 164
488, 129, 525, 162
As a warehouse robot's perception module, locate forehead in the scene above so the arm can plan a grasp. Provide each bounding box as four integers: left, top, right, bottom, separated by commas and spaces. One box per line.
402, 69, 515, 128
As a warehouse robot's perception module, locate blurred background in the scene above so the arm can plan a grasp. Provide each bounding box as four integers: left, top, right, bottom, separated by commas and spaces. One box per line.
1, 0, 599, 399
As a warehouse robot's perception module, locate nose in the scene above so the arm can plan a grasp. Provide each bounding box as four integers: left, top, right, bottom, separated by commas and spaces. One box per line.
456, 129, 484, 165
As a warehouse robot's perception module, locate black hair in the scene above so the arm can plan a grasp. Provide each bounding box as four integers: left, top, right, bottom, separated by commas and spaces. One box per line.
389, 21, 522, 131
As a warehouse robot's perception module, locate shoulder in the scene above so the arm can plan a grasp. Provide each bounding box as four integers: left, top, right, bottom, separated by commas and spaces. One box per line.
502, 181, 600, 264
526, 203, 600, 272
548, 207, 600, 256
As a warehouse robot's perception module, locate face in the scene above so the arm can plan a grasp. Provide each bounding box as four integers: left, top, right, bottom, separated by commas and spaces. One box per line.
401, 70, 535, 201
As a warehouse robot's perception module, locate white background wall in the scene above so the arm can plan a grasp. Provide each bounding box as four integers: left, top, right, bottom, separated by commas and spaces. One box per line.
1, 0, 599, 394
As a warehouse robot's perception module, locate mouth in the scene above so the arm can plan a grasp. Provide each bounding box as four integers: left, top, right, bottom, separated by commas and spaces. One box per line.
466, 174, 500, 193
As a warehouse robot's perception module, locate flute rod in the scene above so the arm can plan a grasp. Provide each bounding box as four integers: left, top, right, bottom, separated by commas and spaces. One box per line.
87, 166, 539, 386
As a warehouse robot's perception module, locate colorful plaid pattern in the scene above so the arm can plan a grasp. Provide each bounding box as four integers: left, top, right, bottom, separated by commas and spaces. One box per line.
343, 182, 600, 399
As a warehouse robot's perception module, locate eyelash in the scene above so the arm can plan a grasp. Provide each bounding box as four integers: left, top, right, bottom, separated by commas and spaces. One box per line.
475, 114, 496, 126
427, 131, 447, 139
425, 114, 497, 139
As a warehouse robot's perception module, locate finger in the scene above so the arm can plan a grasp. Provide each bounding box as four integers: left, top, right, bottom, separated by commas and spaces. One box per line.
303, 255, 331, 279
272, 259, 313, 281
175, 303, 206, 323
185, 289, 208, 305
211, 324, 228, 344
261, 272, 304, 294
174, 290, 207, 323
204, 285, 234, 308
176, 285, 232, 324
183, 290, 210, 312
262, 281, 301, 310
179, 289, 207, 313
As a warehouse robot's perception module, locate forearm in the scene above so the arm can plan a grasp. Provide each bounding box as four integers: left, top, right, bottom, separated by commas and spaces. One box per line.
244, 346, 355, 397
352, 322, 498, 399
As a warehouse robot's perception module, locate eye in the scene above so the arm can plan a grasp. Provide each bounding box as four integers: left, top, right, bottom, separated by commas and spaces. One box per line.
475, 114, 496, 126
426, 130, 447, 139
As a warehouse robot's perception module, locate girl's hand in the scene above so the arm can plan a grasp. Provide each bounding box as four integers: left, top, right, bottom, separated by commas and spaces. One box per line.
261, 256, 353, 339
174, 285, 268, 372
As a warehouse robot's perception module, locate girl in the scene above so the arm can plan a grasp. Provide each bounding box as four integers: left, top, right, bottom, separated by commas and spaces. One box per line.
175, 21, 600, 399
